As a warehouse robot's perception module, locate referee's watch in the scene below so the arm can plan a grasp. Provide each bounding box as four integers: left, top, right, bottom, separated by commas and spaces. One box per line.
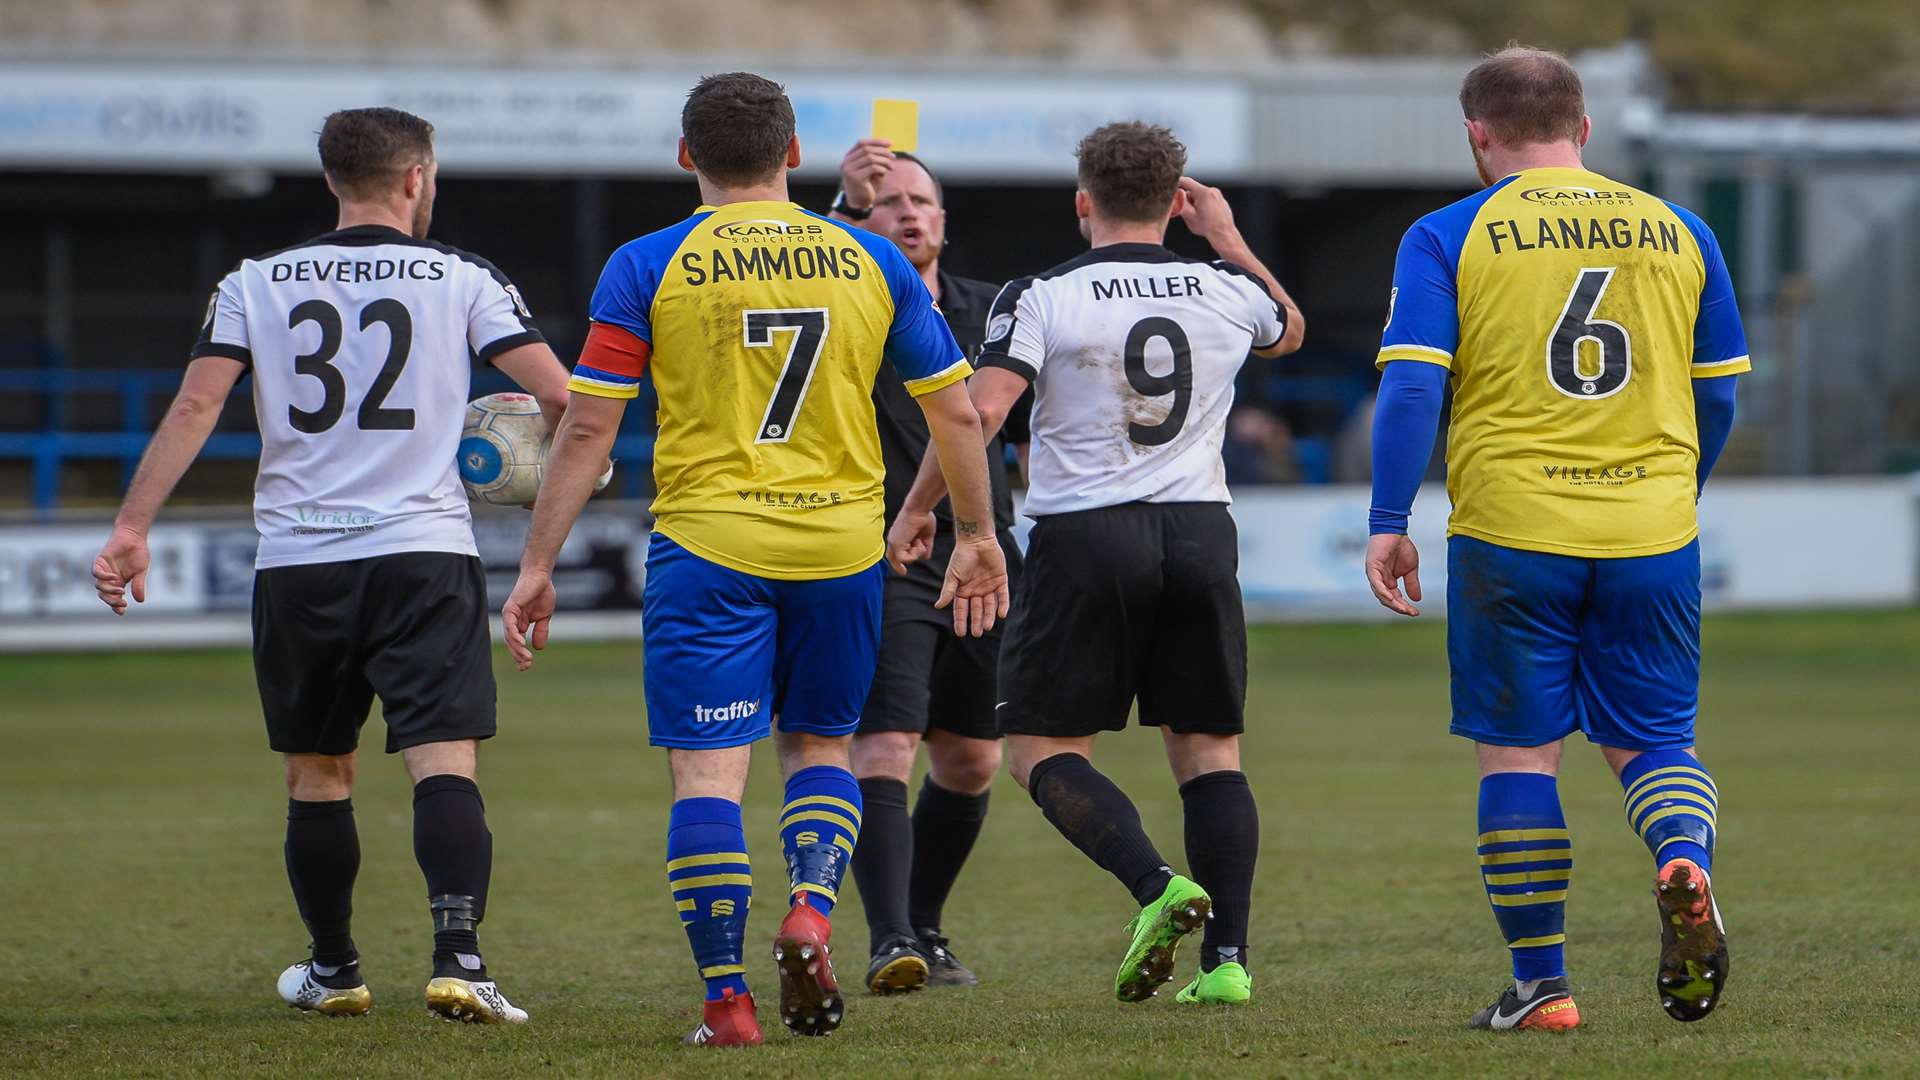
831, 190, 873, 220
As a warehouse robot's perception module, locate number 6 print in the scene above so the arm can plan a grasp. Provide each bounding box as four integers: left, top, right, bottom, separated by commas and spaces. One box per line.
1546, 268, 1631, 399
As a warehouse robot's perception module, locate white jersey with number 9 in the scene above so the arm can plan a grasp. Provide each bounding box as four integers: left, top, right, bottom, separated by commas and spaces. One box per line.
974, 243, 1286, 517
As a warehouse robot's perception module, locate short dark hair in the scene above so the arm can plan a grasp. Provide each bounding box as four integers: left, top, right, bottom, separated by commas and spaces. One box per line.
1460, 45, 1586, 146
1075, 122, 1187, 223
681, 72, 796, 187
892, 152, 943, 206
318, 107, 434, 198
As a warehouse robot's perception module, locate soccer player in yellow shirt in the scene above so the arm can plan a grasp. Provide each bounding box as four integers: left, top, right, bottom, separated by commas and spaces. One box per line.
500, 73, 1007, 1047
1366, 48, 1746, 1031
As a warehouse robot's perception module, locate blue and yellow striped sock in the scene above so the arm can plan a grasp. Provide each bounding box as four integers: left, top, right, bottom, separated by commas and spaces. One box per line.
666, 797, 752, 1001
1619, 751, 1716, 873
1477, 773, 1572, 982
780, 765, 862, 917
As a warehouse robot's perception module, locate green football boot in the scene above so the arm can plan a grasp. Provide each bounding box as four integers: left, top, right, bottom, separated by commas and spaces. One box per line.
1175, 962, 1252, 1005
1115, 875, 1212, 1002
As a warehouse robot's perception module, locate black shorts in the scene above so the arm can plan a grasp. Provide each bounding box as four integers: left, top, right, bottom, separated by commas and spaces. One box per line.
858, 529, 1024, 741
997, 502, 1246, 738
252, 551, 497, 756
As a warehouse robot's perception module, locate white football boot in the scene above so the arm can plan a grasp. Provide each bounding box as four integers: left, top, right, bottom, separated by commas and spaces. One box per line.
425, 976, 529, 1024
277, 960, 373, 1016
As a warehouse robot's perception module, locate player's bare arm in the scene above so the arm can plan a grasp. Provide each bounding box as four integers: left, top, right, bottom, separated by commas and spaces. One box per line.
93, 355, 245, 614
908, 379, 1009, 638
503, 392, 626, 669
1176, 177, 1305, 356
887, 366, 1026, 574
489, 340, 572, 434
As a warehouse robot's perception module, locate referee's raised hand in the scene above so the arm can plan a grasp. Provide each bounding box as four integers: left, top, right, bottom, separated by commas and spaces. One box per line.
838, 138, 894, 211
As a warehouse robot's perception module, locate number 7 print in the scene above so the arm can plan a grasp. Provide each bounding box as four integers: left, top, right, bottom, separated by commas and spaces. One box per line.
745, 308, 831, 443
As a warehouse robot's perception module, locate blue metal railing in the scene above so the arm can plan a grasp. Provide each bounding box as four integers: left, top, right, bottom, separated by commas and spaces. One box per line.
0, 368, 658, 513
3, 360, 1373, 510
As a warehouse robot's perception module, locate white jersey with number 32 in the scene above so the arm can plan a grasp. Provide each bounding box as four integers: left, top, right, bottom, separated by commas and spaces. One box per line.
975, 243, 1285, 517
191, 224, 543, 568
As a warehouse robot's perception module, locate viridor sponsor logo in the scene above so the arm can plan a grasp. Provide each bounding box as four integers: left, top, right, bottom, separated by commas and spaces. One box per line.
290, 506, 380, 536
297, 507, 378, 526
694, 699, 761, 724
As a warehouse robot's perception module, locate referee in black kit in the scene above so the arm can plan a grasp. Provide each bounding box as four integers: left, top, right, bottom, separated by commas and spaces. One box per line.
828, 137, 1028, 996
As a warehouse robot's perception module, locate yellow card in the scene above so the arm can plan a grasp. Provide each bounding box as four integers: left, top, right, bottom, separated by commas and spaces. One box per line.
871, 99, 919, 152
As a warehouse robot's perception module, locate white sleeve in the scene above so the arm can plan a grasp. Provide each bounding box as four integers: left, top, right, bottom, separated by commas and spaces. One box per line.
1215, 261, 1285, 350
975, 277, 1045, 381
462, 257, 545, 364
190, 271, 251, 366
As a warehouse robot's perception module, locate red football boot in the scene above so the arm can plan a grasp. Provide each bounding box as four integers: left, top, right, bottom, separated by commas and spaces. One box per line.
683, 987, 763, 1047
773, 896, 844, 1036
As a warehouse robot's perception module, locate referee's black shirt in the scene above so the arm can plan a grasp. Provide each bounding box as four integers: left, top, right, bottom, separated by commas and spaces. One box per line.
875, 269, 1025, 533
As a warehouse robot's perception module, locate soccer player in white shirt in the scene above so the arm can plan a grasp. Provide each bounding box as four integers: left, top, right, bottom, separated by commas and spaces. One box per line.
887, 122, 1303, 1006
91, 107, 571, 1024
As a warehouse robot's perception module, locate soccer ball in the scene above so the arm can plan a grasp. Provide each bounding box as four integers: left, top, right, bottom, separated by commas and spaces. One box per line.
459, 392, 549, 507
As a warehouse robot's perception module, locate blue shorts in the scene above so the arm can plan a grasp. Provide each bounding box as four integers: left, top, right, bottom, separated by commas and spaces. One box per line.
641, 532, 885, 750
1447, 535, 1701, 752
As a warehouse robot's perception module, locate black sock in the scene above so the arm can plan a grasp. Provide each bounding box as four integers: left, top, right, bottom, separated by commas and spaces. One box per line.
1027, 753, 1173, 907
1181, 770, 1258, 973
285, 798, 360, 972
851, 777, 916, 954
412, 774, 492, 979
908, 777, 990, 933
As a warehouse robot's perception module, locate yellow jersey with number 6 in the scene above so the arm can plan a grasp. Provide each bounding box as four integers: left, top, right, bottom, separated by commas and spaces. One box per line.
568, 201, 971, 579
1377, 167, 1750, 558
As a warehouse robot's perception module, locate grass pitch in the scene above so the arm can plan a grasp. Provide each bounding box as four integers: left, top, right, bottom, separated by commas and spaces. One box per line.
2, 611, 1916, 1077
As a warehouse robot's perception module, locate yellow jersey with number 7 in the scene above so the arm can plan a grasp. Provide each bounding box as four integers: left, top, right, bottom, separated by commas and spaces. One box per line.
1377, 167, 1750, 558
568, 201, 971, 579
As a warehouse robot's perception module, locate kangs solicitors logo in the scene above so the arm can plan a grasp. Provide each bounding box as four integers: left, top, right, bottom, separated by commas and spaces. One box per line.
1518, 185, 1635, 205
714, 220, 825, 242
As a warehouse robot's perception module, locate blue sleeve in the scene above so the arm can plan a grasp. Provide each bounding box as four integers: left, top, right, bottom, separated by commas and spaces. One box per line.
1377, 223, 1462, 367
876, 240, 966, 382
587, 245, 656, 343
1693, 374, 1738, 493
1369, 361, 1449, 535
1667, 202, 1751, 369
1376, 184, 1514, 368
823, 215, 966, 385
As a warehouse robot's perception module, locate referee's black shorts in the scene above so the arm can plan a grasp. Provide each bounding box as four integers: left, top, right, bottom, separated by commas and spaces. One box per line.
996, 502, 1246, 739
858, 529, 1024, 742
252, 551, 497, 756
